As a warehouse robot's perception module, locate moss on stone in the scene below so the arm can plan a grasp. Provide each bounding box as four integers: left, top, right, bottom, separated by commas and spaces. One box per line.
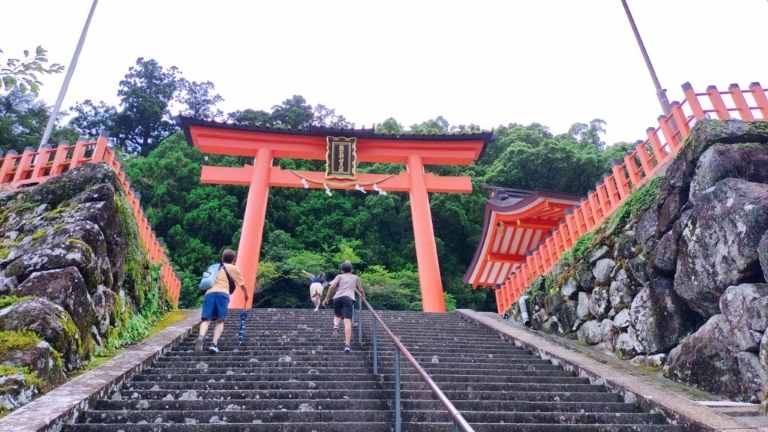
0, 330, 42, 355
605, 176, 664, 235
0, 365, 44, 390
42, 205, 72, 221
30, 229, 46, 242
0, 296, 33, 309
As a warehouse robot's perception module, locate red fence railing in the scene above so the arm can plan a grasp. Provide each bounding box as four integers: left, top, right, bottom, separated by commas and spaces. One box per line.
0, 137, 181, 305
495, 82, 768, 314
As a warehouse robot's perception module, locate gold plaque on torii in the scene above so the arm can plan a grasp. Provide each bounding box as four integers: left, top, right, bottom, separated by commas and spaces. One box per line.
325, 137, 357, 180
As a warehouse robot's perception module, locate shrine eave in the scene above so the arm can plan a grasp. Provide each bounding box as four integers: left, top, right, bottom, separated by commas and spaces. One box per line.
179, 117, 491, 165
463, 188, 581, 289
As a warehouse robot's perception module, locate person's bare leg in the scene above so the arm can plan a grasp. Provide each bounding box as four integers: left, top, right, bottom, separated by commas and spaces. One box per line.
212, 321, 225, 346
196, 321, 210, 351
343, 318, 352, 347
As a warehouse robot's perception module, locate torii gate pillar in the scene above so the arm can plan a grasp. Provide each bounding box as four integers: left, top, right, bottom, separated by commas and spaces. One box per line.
231, 147, 272, 309
408, 155, 445, 312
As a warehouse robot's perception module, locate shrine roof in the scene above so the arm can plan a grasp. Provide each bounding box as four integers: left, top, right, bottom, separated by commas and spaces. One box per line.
463, 187, 581, 288
179, 117, 493, 143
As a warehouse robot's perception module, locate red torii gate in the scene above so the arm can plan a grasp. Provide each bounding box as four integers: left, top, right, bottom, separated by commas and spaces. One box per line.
181, 118, 489, 312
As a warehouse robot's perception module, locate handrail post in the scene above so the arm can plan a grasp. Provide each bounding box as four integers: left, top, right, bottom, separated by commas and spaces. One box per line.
394, 350, 402, 432
372, 318, 379, 375
357, 294, 363, 344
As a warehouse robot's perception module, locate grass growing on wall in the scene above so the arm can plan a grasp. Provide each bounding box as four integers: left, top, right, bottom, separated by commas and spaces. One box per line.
96, 194, 171, 357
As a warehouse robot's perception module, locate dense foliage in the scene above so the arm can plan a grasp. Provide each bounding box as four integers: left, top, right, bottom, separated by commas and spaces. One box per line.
0, 55, 636, 311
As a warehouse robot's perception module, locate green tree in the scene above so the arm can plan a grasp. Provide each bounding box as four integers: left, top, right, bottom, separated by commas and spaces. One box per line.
0, 90, 77, 153
0, 46, 63, 95
112, 58, 181, 155
68, 99, 117, 138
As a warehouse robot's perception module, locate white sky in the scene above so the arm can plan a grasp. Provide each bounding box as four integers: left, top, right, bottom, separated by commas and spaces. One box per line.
2, 0, 766, 144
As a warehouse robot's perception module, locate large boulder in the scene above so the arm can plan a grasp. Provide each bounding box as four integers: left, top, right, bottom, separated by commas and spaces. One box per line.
718, 283, 768, 351
0, 298, 86, 370
577, 320, 603, 345
629, 283, 695, 354
0, 337, 65, 388
592, 258, 615, 285
588, 286, 610, 319
614, 329, 638, 359
666, 314, 768, 402
15, 267, 99, 335
553, 300, 577, 333
760, 232, 768, 282
653, 210, 692, 276
576, 292, 591, 320
608, 269, 636, 311
689, 143, 768, 204
674, 179, 768, 317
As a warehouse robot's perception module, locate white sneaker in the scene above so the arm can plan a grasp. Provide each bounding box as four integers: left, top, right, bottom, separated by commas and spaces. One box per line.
208, 345, 220, 353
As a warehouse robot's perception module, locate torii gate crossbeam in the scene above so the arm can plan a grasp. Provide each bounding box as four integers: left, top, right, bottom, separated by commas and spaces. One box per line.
182, 118, 490, 313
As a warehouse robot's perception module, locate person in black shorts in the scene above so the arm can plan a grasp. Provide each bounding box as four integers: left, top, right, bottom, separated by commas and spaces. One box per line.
323, 261, 365, 352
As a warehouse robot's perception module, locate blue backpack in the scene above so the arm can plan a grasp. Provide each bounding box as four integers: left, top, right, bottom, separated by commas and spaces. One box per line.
199, 263, 223, 291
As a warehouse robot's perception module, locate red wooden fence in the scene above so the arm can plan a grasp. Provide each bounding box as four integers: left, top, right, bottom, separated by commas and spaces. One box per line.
495, 82, 768, 314
0, 137, 181, 305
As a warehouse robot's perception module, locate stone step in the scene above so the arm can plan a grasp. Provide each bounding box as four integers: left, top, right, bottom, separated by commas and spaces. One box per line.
402, 410, 667, 425
125, 381, 381, 391
403, 400, 639, 413
94, 399, 388, 412
117, 389, 388, 400
174, 343, 523, 355
405, 424, 684, 432
398, 381, 606, 393
145, 367, 577, 381
79, 409, 392, 424
132, 373, 378, 383
438, 390, 622, 402
65, 422, 392, 431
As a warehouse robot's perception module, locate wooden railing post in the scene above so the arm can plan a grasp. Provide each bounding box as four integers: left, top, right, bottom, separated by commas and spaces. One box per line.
69, 141, 88, 169
749, 82, 768, 119
658, 115, 681, 154
0, 151, 17, 185
635, 141, 654, 179
12, 148, 34, 183
91, 136, 109, 162
51, 144, 70, 176
728, 84, 754, 121
645, 128, 666, 166
623, 153, 642, 189
670, 101, 691, 137
612, 164, 630, 201
706, 85, 730, 120
682, 82, 706, 120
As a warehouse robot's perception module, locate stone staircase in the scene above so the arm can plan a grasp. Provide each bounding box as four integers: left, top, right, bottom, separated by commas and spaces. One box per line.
64, 308, 683, 431
64, 308, 391, 431
365, 310, 684, 432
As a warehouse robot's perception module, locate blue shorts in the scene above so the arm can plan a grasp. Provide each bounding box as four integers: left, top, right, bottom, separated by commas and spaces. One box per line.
201, 293, 229, 321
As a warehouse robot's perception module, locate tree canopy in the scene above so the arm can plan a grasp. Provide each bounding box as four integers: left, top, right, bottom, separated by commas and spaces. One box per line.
0, 55, 639, 313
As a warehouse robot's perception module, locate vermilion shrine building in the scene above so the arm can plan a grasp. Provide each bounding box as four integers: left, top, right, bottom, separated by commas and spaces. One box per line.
464, 188, 580, 289
181, 118, 490, 312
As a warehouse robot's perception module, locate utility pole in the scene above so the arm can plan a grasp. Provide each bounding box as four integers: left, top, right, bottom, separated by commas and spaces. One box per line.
39, 0, 99, 149
621, 0, 671, 115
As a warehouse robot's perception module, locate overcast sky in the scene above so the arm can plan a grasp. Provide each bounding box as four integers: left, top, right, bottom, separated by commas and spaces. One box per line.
3, 0, 766, 144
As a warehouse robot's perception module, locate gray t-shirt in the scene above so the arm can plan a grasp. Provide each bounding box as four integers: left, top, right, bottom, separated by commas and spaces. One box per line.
330, 273, 362, 300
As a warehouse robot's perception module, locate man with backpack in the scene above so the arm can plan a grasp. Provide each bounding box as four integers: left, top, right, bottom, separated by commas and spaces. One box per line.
195, 249, 248, 353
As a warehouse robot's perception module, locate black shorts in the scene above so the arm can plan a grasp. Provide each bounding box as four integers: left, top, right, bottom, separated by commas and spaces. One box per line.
333, 297, 355, 319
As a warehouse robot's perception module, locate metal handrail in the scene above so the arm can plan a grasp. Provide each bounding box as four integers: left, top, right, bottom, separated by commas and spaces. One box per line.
355, 294, 475, 432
